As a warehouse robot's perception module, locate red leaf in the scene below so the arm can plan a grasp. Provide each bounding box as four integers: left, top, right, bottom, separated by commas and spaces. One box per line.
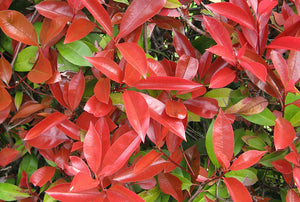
84, 95, 112, 117
240, 61, 267, 82
147, 58, 167, 77
134, 150, 162, 174
0, 0, 12, 11
158, 172, 183, 202
203, 16, 233, 53
30, 166, 55, 187
81, 0, 113, 37
0, 87, 12, 111
229, 150, 267, 171
175, 54, 198, 81
85, 57, 123, 83
117, 0, 166, 40
271, 159, 293, 174
0, 56, 12, 85
116, 42, 147, 79
293, 167, 300, 193
173, 29, 196, 58
57, 120, 81, 140
274, 117, 295, 150
95, 118, 111, 157
35, 1, 74, 20
83, 123, 102, 175
0, 104, 10, 124
65, 156, 91, 176
46, 183, 103, 202
207, 2, 256, 31
213, 109, 234, 168
134, 76, 203, 91
198, 51, 213, 79
209, 67, 236, 89
164, 147, 183, 173
287, 49, 300, 84
165, 99, 187, 120
0, 148, 19, 167
123, 62, 142, 86
24, 112, 68, 140
67, 0, 84, 12
28, 53, 53, 84
136, 177, 156, 190
223, 177, 252, 202
183, 97, 218, 119
49, 83, 69, 109
70, 172, 99, 192
94, 78, 110, 104
68, 69, 85, 111
106, 184, 144, 202
10, 103, 46, 122
0, 10, 38, 46
100, 131, 141, 177
207, 45, 234, 63
184, 145, 200, 181
268, 36, 300, 51
140, 93, 186, 141
123, 90, 150, 142
65, 19, 95, 44
286, 189, 300, 202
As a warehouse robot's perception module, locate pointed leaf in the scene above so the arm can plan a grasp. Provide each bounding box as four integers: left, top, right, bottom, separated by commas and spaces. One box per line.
68, 69, 85, 111
81, 0, 113, 37
175, 54, 198, 81
107, 184, 144, 202
268, 36, 300, 51
70, 172, 99, 192
0, 183, 30, 201
147, 58, 167, 77
123, 90, 150, 142
65, 156, 91, 176
134, 76, 203, 91
0, 56, 12, 85
271, 50, 289, 86
165, 99, 187, 119
35, 1, 74, 20
84, 95, 112, 117
57, 119, 81, 140
173, 29, 196, 57
0, 87, 12, 111
225, 97, 268, 116
10, 103, 46, 122
286, 189, 300, 202
0, 0, 12, 10
158, 172, 183, 202
240, 61, 267, 82
274, 117, 295, 150
207, 45, 234, 63
293, 167, 300, 193
27, 53, 52, 83
0, 148, 19, 167
0, 10, 38, 46
30, 166, 56, 187
94, 78, 110, 104
65, 18, 95, 44
207, 2, 256, 30
100, 130, 141, 177
223, 177, 252, 202
287, 49, 300, 84
134, 150, 162, 174
271, 159, 293, 174
213, 109, 234, 168
117, 0, 166, 40
209, 67, 236, 89
229, 150, 267, 171
67, 0, 84, 11
83, 123, 102, 175
85, 56, 123, 83
117, 42, 147, 78
183, 97, 218, 119
24, 112, 68, 140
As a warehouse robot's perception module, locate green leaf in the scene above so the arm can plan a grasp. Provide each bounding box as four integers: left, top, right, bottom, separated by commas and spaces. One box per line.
284, 93, 300, 121
17, 154, 38, 184
139, 186, 160, 202
57, 53, 80, 72
172, 173, 193, 192
225, 168, 258, 186
242, 108, 276, 126
14, 91, 23, 111
113, 0, 129, 5
14, 46, 38, 72
289, 110, 300, 127
242, 135, 266, 151
0, 183, 30, 201
192, 35, 216, 54
56, 39, 92, 67
205, 119, 220, 168
0, 32, 13, 55
204, 88, 232, 107
234, 129, 244, 155
164, 0, 182, 9
260, 150, 289, 167
110, 92, 124, 111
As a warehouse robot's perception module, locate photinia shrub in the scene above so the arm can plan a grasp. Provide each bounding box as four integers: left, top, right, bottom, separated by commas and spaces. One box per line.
0, 0, 300, 201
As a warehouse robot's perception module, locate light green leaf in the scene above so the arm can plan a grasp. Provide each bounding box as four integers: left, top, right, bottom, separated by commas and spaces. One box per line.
187, 111, 200, 122
17, 154, 38, 184
242, 108, 276, 126
14, 91, 23, 111
110, 92, 124, 111
56, 40, 92, 67
234, 129, 244, 155
139, 186, 160, 202
164, 0, 181, 8
204, 88, 232, 107
57, 53, 81, 72
0, 183, 30, 201
14, 46, 38, 72
205, 120, 220, 168
242, 135, 266, 151
113, 0, 129, 5
225, 168, 258, 186
289, 110, 300, 127
172, 173, 193, 192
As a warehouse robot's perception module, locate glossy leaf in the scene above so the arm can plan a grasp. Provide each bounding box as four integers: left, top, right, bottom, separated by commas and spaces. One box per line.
271, 50, 289, 86
24, 112, 68, 140
28, 53, 52, 83
207, 2, 256, 30
30, 166, 56, 187
134, 76, 203, 91
294, 167, 300, 193
267, 36, 300, 51
84, 95, 112, 117
107, 184, 144, 202
95, 118, 111, 157
175, 54, 198, 81
57, 119, 81, 140
117, 0, 166, 40
83, 123, 102, 175
223, 177, 252, 202
0, 10, 38, 46
242, 108, 276, 126
67, 0, 84, 11
100, 130, 141, 177
65, 19, 95, 44
123, 90, 150, 142
0, 183, 30, 201
137, 177, 157, 190
46, 183, 103, 202
94, 78, 110, 104
165, 99, 187, 119
117, 42, 147, 78
0, 87, 12, 111
158, 172, 183, 202
0, 148, 19, 167
68, 69, 85, 111
173, 29, 196, 58
0, 56, 12, 85
229, 150, 267, 171
0, 104, 10, 124
287, 49, 300, 84
240, 61, 267, 82
134, 150, 162, 174
70, 172, 99, 192
209, 67, 236, 89
183, 97, 218, 119
207, 45, 235, 63
147, 58, 167, 77
0, 0, 12, 10
225, 97, 268, 116
35, 1, 77, 20
85, 56, 123, 83
286, 189, 300, 202
271, 159, 293, 174
213, 109, 234, 168
81, 0, 113, 37
274, 117, 295, 150
10, 103, 46, 122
